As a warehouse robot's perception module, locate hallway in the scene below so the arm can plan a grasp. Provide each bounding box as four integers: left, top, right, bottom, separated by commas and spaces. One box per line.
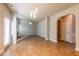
2, 35, 79, 56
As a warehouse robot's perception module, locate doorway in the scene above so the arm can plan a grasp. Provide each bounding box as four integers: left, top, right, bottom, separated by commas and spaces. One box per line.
57, 14, 76, 43
3, 18, 10, 46
57, 19, 61, 41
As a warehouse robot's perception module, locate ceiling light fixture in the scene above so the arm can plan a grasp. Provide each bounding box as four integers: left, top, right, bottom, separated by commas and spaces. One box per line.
30, 8, 38, 18
29, 22, 32, 24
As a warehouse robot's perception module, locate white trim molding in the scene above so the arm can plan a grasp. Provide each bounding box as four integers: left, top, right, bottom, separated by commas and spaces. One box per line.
50, 38, 57, 43
17, 35, 28, 42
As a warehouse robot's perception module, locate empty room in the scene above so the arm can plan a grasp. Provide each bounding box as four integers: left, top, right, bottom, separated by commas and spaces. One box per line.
0, 3, 79, 56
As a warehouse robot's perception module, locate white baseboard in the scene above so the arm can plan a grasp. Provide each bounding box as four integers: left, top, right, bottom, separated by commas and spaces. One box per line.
50, 38, 57, 43
17, 35, 28, 42
64, 40, 74, 43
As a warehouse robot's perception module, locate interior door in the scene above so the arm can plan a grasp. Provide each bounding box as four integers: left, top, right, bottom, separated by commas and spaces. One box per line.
0, 16, 4, 50
3, 18, 10, 46
65, 15, 72, 42
72, 15, 76, 43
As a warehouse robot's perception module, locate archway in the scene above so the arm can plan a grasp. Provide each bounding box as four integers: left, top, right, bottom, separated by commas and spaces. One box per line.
57, 14, 76, 44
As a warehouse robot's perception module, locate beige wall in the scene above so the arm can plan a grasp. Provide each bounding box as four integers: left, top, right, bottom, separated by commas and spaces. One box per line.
0, 16, 4, 50
50, 4, 79, 51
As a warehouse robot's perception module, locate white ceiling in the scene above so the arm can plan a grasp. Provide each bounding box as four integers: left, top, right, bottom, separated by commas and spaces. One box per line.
7, 3, 77, 22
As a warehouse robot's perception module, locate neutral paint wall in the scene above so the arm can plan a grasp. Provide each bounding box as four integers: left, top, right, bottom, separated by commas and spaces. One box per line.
49, 4, 79, 51
36, 18, 48, 40
18, 19, 36, 37
50, 16, 57, 42
0, 4, 11, 48
0, 4, 11, 18
47, 17, 50, 40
